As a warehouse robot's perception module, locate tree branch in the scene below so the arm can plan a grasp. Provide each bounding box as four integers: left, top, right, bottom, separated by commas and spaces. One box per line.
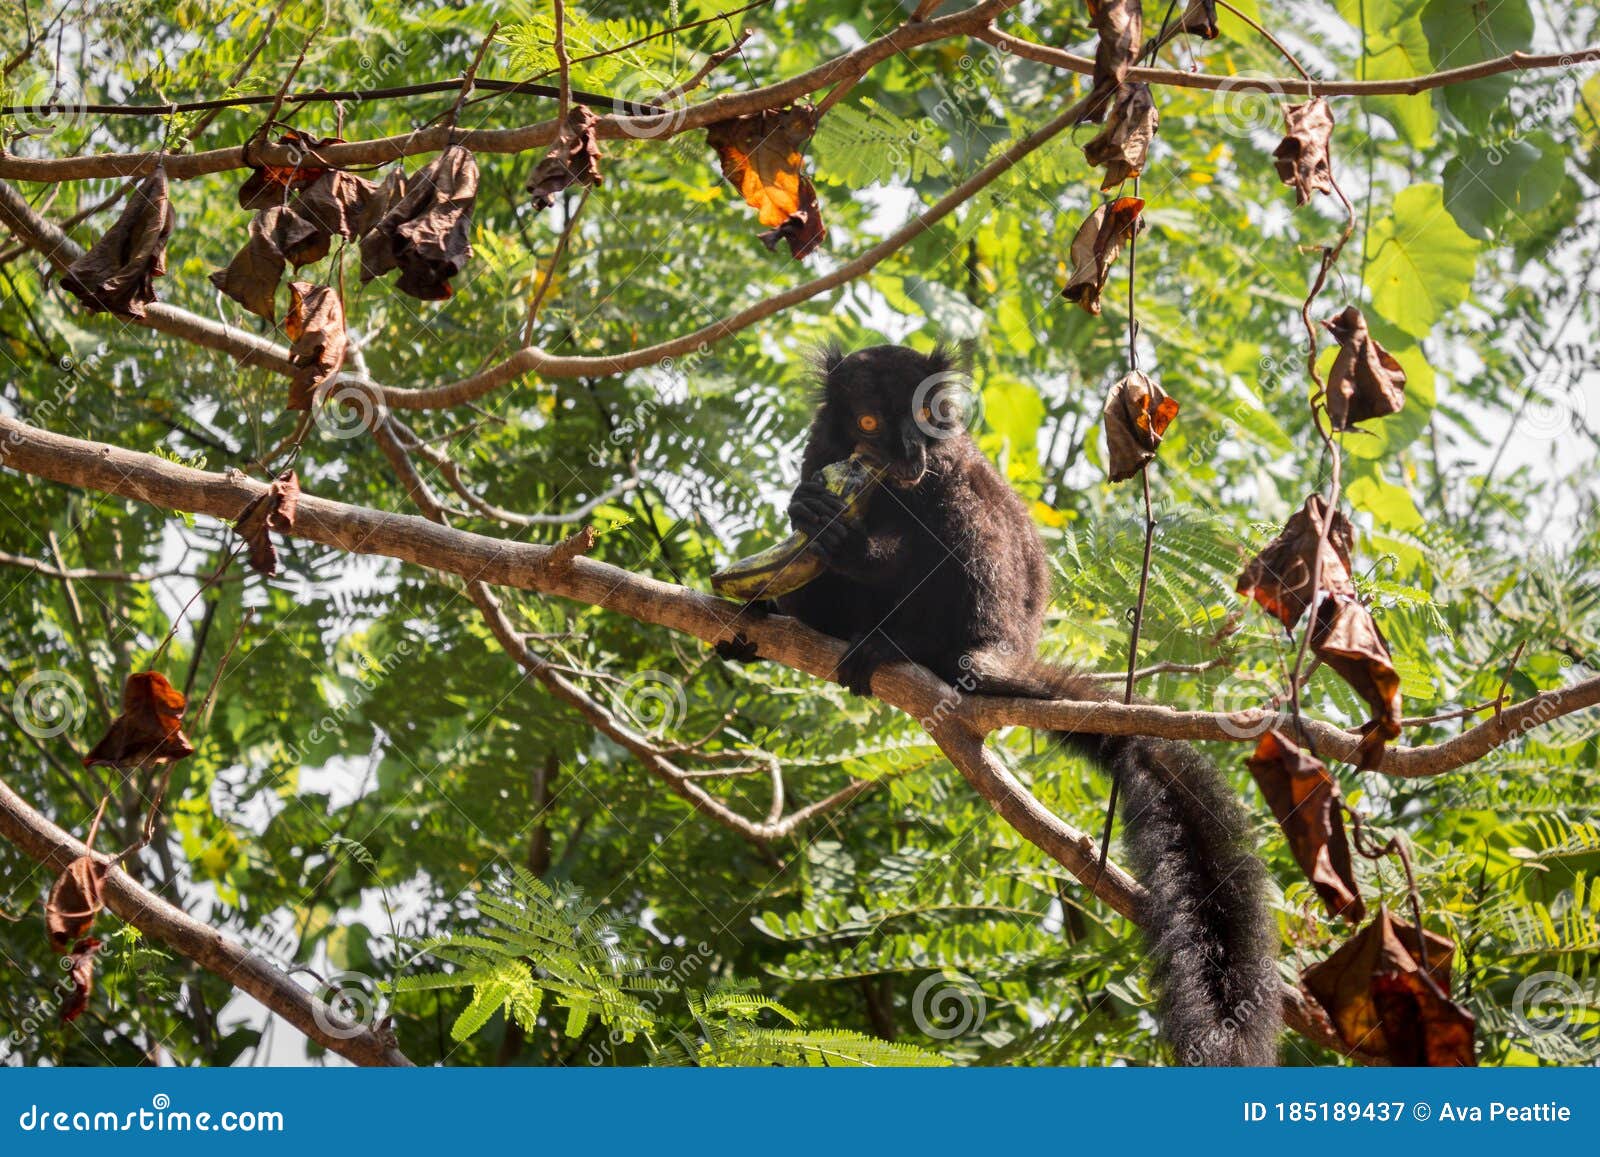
978, 27, 1599, 95
0, 1, 1023, 184
0, 774, 413, 1066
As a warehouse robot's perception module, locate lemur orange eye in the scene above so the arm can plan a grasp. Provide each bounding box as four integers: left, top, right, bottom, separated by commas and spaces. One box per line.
856, 414, 880, 433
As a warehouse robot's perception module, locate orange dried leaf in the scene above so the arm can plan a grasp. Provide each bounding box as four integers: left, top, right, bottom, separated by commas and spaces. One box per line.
707, 106, 826, 258
46, 857, 109, 952
1063, 195, 1144, 315
1102, 370, 1178, 482
82, 671, 194, 769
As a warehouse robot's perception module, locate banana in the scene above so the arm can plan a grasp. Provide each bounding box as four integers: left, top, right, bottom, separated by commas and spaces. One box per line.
711, 454, 880, 601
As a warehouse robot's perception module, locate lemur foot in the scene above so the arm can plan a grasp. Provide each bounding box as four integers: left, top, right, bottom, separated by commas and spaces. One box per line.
837, 634, 893, 698
715, 633, 761, 664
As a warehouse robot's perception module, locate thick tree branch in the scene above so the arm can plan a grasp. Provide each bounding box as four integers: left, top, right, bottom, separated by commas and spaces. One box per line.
0, 80, 1088, 408
0, 774, 413, 1066
0, 414, 1425, 1057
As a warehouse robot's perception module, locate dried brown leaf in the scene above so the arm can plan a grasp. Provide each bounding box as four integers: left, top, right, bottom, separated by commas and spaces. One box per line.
284, 282, 347, 411
82, 671, 193, 769
1301, 909, 1474, 1065
1247, 731, 1364, 922
293, 169, 379, 240
1102, 370, 1179, 482
238, 129, 336, 210
46, 858, 109, 952
361, 145, 478, 300
1083, 0, 1144, 123
1180, 0, 1221, 39
1062, 194, 1144, 315
1323, 306, 1407, 430
1274, 97, 1335, 205
209, 208, 289, 321
526, 105, 604, 212
1236, 495, 1356, 630
235, 469, 301, 577
1313, 595, 1403, 770
58, 166, 173, 318
1082, 83, 1159, 191
61, 937, 104, 1023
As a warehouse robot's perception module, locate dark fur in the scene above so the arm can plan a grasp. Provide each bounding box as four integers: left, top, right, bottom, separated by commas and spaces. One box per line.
765, 344, 1280, 1065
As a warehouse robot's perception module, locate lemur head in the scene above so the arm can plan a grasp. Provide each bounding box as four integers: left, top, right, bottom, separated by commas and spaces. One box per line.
817, 343, 974, 489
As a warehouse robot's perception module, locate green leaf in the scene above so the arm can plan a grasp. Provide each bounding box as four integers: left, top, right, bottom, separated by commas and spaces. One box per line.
1364, 184, 1481, 338
1443, 134, 1565, 240
1347, 469, 1424, 531
1421, 0, 1534, 131
980, 376, 1044, 460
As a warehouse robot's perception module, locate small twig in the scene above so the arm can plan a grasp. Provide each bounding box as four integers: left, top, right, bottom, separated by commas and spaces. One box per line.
654, 28, 754, 103
1087, 657, 1228, 682
552, 3, 571, 121
1493, 640, 1527, 729
449, 22, 501, 129
524, 185, 591, 341
1347, 809, 1432, 972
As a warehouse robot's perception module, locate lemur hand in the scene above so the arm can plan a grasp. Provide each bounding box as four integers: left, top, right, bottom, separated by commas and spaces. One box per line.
788, 478, 853, 563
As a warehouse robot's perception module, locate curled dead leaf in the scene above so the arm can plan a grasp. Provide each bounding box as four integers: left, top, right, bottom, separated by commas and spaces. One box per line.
527, 105, 604, 212
1274, 97, 1335, 205
1246, 731, 1364, 922
46, 857, 109, 952
235, 469, 301, 577
293, 169, 379, 241
361, 145, 478, 300
58, 166, 173, 318
1102, 370, 1179, 482
1236, 495, 1356, 631
707, 104, 827, 259
1323, 306, 1407, 430
82, 671, 193, 769
238, 129, 336, 210
1063, 194, 1144, 315
1083, 0, 1144, 123
1082, 82, 1159, 191
1301, 909, 1474, 1065
1313, 594, 1403, 769
1180, 0, 1221, 40
61, 937, 104, 1023
284, 282, 347, 411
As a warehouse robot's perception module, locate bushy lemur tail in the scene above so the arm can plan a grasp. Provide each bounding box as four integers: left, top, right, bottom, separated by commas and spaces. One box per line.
978, 661, 1281, 1066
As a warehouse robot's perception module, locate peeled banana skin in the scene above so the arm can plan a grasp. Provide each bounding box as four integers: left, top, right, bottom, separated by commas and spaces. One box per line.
711, 454, 880, 601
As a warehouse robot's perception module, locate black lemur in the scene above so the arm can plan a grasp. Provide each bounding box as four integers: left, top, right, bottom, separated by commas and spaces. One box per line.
741, 343, 1280, 1065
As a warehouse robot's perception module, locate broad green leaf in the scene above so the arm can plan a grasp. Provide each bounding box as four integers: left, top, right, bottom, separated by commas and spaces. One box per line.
1443, 134, 1564, 239
1347, 469, 1425, 531
1421, 0, 1534, 131
1364, 184, 1481, 337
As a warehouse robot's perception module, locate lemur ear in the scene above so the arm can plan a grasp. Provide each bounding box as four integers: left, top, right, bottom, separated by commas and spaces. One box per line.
814, 340, 848, 377
925, 341, 969, 377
